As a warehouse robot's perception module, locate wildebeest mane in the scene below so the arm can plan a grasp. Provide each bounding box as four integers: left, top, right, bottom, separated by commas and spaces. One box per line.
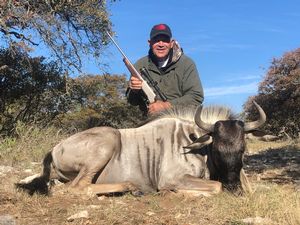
138, 105, 237, 127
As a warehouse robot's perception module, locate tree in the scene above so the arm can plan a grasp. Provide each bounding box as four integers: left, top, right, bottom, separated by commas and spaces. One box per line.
0, 47, 144, 136
57, 74, 144, 131
0, 47, 69, 136
243, 48, 300, 138
0, 0, 115, 71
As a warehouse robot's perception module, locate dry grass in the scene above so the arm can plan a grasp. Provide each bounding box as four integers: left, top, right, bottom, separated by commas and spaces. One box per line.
0, 123, 67, 167
0, 126, 299, 225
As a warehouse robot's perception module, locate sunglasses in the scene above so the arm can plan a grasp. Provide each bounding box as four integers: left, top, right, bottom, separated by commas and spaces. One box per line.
151, 35, 171, 43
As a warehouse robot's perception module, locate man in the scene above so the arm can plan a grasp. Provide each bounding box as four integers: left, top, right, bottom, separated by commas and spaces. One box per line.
126, 23, 204, 115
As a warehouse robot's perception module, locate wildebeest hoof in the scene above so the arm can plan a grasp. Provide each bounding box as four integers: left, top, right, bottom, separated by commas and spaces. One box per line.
158, 189, 177, 197
124, 182, 138, 192
86, 186, 95, 197
131, 190, 144, 197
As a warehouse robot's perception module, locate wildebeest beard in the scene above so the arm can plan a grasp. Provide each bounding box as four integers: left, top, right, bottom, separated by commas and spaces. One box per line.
208, 120, 246, 193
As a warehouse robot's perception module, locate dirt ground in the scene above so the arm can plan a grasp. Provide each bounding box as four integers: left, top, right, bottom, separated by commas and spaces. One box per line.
0, 140, 299, 225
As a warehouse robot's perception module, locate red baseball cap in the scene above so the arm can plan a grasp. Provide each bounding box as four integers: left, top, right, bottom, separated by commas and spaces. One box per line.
150, 24, 172, 40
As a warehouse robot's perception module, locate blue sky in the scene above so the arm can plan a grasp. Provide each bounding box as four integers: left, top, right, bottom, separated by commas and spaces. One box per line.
2, 1, 299, 112
84, 0, 299, 112
83, 0, 299, 113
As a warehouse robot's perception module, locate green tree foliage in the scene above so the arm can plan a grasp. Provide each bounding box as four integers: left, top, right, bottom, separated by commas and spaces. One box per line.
0, 47, 68, 136
0, 0, 115, 71
244, 48, 300, 138
57, 74, 144, 131
0, 47, 144, 137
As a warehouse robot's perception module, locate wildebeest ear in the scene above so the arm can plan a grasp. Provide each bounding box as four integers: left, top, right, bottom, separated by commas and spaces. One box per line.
184, 134, 212, 149
195, 134, 211, 143
188, 133, 212, 142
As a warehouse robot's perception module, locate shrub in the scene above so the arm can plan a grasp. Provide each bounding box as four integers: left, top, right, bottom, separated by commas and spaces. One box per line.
244, 48, 300, 138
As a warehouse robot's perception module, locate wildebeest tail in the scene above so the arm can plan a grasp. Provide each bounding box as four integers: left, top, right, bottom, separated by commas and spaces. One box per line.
15, 151, 53, 195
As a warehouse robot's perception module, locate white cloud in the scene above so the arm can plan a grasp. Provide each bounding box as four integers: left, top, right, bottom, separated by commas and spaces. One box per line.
205, 82, 258, 97
223, 74, 261, 82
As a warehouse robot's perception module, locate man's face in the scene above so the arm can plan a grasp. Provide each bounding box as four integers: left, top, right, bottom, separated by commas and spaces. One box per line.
149, 34, 174, 61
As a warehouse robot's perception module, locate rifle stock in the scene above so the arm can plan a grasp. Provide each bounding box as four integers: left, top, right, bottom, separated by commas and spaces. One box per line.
106, 31, 156, 104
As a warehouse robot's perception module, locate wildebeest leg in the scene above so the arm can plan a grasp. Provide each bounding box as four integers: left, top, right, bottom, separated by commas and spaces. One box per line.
64, 129, 123, 195
86, 182, 138, 196
66, 169, 99, 195
240, 169, 253, 194
173, 174, 222, 197
68, 167, 91, 188
67, 167, 137, 196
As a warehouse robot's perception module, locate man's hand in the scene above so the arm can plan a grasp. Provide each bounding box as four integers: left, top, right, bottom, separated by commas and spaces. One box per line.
129, 76, 143, 90
148, 100, 171, 115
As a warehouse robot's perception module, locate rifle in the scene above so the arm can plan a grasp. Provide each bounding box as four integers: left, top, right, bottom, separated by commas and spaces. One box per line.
106, 31, 167, 104
140, 67, 167, 102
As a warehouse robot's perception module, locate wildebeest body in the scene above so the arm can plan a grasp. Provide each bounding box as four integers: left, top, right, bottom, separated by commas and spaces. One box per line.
16, 102, 266, 196
97, 119, 207, 193
50, 118, 208, 194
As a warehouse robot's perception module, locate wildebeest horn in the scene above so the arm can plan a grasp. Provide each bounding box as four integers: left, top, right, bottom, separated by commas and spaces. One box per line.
244, 101, 266, 132
194, 105, 214, 132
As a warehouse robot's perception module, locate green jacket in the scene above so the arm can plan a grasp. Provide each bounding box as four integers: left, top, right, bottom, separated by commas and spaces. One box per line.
127, 41, 204, 113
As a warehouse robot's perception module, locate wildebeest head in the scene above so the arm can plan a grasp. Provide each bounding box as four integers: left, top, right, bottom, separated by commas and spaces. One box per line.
191, 101, 266, 193
208, 119, 246, 192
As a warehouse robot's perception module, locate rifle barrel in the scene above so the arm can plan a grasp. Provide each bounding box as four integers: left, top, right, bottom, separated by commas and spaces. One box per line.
105, 31, 157, 104
106, 31, 128, 59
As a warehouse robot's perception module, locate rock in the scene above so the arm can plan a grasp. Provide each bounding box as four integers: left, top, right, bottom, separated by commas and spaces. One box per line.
0, 214, 16, 225
87, 205, 101, 209
0, 166, 14, 174
24, 169, 33, 173
18, 173, 40, 183
146, 211, 155, 216
66, 210, 89, 222
52, 179, 64, 186
97, 195, 107, 201
175, 213, 182, 219
241, 216, 273, 224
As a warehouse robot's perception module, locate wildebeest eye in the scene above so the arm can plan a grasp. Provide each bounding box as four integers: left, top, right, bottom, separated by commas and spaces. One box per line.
189, 133, 198, 142
215, 121, 222, 130
237, 121, 244, 127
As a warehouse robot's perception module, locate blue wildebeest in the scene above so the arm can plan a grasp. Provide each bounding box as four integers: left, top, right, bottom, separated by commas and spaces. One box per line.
16, 101, 266, 196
